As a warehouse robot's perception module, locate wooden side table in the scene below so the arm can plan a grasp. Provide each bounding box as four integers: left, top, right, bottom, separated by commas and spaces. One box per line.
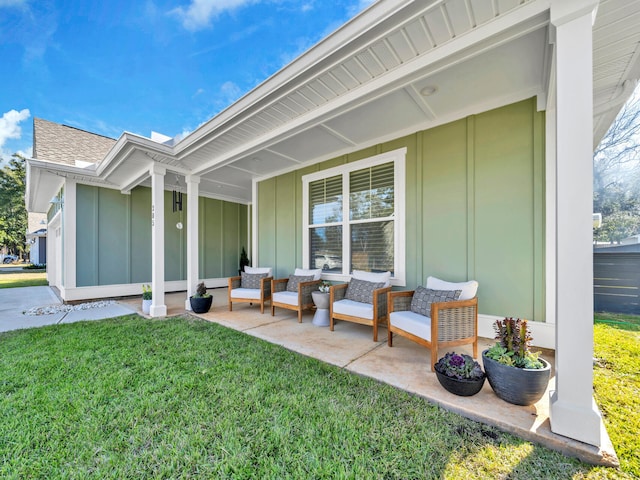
311, 291, 330, 327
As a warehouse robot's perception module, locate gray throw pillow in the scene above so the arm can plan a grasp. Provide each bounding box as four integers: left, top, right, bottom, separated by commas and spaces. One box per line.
241, 272, 268, 289
410, 287, 462, 318
286, 274, 314, 292
345, 278, 385, 304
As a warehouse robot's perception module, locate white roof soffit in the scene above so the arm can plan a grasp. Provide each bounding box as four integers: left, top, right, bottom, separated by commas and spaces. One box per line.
174, 0, 551, 177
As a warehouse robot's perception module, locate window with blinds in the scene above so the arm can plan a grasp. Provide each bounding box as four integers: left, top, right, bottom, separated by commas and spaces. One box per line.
302, 148, 406, 283
309, 175, 343, 272
349, 163, 394, 273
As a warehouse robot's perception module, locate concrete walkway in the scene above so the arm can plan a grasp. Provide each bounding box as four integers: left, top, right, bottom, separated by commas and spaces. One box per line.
0, 286, 136, 333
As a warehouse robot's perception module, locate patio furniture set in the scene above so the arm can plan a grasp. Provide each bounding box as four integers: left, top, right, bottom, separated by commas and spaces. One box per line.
228, 267, 479, 372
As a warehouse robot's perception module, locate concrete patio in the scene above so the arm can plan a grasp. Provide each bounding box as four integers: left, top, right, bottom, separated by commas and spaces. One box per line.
120, 288, 619, 468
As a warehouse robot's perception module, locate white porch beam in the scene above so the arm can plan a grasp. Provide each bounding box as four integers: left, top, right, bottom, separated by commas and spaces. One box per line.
119, 166, 151, 194
549, 0, 602, 447
185, 175, 200, 310
150, 164, 167, 317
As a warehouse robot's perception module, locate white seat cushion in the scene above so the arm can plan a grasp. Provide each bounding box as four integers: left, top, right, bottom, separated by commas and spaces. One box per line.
273, 291, 299, 306
352, 270, 391, 287
390, 310, 432, 342
333, 299, 373, 320
295, 268, 322, 280
230, 288, 261, 300
426, 276, 478, 301
245, 266, 273, 277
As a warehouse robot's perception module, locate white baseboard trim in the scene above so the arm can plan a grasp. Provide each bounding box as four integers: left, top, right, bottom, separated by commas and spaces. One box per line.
479, 314, 555, 351
59, 278, 229, 302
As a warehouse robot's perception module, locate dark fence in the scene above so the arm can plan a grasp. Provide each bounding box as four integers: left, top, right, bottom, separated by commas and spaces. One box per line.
594, 252, 640, 314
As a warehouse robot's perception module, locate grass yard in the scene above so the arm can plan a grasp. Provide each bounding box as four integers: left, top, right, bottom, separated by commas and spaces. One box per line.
592, 317, 640, 477
0, 315, 635, 479
0, 266, 47, 288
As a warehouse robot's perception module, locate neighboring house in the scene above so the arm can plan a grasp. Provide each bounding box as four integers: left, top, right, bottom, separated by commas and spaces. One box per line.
25, 0, 640, 449
26, 212, 48, 265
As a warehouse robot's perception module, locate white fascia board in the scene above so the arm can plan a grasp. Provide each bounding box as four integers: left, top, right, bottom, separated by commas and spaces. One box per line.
95, 132, 177, 178
173, 0, 416, 157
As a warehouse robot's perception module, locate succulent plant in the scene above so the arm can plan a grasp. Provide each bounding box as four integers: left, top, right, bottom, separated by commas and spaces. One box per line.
194, 282, 210, 298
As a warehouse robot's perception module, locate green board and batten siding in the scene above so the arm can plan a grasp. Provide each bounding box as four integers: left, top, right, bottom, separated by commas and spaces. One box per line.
76, 186, 248, 287
257, 98, 546, 321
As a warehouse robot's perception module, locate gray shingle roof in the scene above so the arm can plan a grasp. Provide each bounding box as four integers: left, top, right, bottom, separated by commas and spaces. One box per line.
33, 118, 117, 165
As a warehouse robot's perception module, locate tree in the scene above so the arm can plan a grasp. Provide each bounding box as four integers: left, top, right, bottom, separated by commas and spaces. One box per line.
0, 154, 28, 257
593, 88, 640, 243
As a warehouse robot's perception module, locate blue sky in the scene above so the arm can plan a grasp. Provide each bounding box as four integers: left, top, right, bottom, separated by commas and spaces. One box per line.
0, 0, 375, 164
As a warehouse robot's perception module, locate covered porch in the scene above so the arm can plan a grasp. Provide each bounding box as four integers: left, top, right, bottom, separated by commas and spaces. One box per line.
119, 289, 617, 467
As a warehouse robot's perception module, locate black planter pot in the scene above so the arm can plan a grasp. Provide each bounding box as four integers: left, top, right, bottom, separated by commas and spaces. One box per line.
482, 350, 551, 406
435, 369, 486, 397
190, 295, 212, 314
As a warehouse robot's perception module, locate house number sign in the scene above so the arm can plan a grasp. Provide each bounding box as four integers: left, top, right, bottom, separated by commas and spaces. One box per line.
152, 204, 155, 227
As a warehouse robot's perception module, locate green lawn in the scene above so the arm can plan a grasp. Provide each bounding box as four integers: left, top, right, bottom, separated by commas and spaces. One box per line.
0, 266, 47, 288
0, 315, 636, 478
593, 318, 640, 477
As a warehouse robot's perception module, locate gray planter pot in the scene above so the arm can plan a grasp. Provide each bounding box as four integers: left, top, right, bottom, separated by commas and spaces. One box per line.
482, 350, 551, 406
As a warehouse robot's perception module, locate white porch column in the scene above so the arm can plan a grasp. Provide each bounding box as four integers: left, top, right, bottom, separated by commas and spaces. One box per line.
185, 175, 200, 310
150, 164, 167, 317
549, 0, 602, 447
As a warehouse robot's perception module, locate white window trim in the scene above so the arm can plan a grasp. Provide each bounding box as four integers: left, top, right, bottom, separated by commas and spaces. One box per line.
302, 147, 406, 286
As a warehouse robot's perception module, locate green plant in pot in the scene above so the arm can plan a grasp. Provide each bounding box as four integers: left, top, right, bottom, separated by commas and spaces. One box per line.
141, 284, 152, 315
190, 282, 212, 314
434, 352, 486, 396
483, 317, 551, 406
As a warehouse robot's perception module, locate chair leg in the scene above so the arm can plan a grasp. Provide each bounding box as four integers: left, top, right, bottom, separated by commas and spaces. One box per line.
298, 310, 302, 323
271, 304, 275, 316
473, 339, 478, 359
330, 316, 334, 331
373, 321, 378, 342
430, 344, 437, 372
388, 330, 393, 347
229, 302, 232, 312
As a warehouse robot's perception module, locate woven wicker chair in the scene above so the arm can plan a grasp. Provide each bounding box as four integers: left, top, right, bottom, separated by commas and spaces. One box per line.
271, 277, 321, 322
228, 267, 273, 314
387, 278, 478, 371
330, 282, 391, 342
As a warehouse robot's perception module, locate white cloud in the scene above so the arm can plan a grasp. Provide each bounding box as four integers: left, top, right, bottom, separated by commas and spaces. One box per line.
171, 0, 258, 31
0, 109, 30, 148
220, 81, 242, 103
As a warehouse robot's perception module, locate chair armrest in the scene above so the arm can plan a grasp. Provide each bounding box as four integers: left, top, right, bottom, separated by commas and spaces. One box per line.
330, 283, 348, 303
229, 276, 241, 290
299, 279, 321, 304
260, 276, 274, 297
373, 286, 392, 319
431, 297, 478, 342
388, 290, 414, 313
272, 277, 289, 294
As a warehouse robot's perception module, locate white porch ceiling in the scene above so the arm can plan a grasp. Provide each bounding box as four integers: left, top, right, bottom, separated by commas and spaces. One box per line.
27, 0, 640, 211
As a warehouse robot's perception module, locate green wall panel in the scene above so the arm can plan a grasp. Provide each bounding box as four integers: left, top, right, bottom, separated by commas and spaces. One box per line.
256, 98, 546, 321
97, 188, 130, 285
130, 187, 152, 283
75, 185, 247, 287
421, 120, 469, 284
165, 190, 186, 281
76, 185, 98, 287
473, 99, 537, 318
